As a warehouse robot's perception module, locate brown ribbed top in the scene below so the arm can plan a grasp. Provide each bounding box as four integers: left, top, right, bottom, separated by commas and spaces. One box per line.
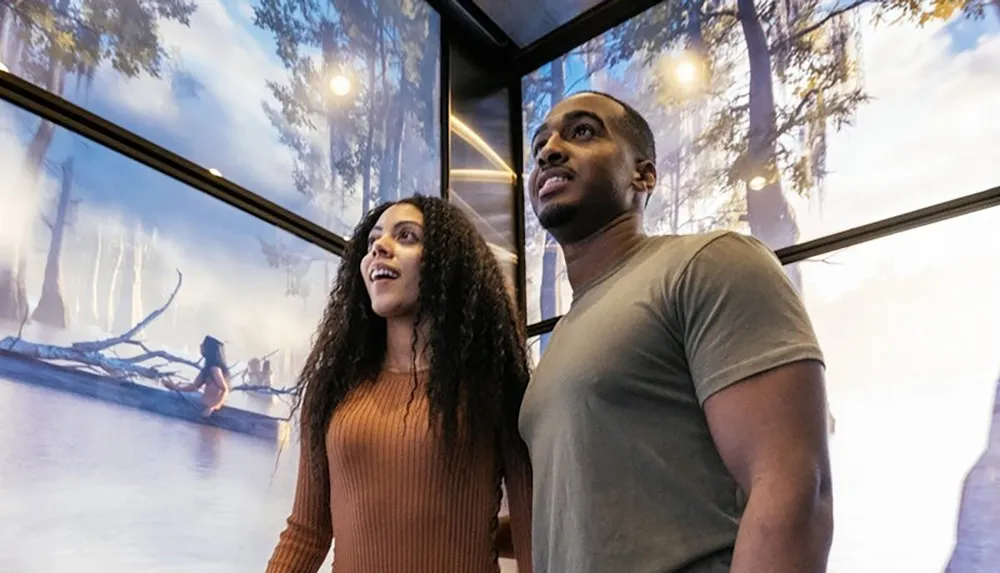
267, 370, 533, 573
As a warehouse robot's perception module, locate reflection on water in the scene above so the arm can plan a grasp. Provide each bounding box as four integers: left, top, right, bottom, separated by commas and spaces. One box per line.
0, 377, 311, 573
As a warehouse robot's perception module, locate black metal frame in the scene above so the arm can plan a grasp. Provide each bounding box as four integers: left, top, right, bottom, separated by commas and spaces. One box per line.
3, 0, 1000, 341
0, 70, 348, 257
509, 77, 528, 321
439, 14, 453, 201
527, 184, 1000, 337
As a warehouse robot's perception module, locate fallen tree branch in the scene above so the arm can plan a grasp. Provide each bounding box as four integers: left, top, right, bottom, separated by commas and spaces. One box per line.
72, 270, 183, 353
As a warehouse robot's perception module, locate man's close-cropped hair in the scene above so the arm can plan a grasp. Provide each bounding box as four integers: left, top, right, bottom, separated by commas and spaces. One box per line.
291, 194, 530, 473
577, 90, 657, 165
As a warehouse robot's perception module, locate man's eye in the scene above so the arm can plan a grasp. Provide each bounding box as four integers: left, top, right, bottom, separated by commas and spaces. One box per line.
573, 124, 595, 138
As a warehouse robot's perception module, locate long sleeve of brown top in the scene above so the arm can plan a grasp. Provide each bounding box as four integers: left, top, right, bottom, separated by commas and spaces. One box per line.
501, 434, 534, 573
267, 420, 333, 573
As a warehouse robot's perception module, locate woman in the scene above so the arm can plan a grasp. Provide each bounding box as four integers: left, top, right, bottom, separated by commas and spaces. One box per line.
164, 335, 231, 417
267, 196, 532, 573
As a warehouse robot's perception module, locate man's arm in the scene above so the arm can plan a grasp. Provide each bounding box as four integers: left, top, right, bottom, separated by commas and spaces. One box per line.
704, 360, 833, 573
674, 232, 832, 573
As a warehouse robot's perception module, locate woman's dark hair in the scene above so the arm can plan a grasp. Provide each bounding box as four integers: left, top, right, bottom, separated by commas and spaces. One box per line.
293, 195, 529, 469
200, 335, 230, 379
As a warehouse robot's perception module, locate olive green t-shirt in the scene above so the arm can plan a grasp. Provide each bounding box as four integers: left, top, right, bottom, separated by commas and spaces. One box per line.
518, 231, 825, 573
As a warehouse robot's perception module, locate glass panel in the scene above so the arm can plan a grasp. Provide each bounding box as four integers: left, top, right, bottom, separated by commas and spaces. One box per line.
0, 99, 335, 571
0, 0, 441, 235
527, 206, 1000, 571
449, 46, 517, 299
470, 0, 606, 46
521, 3, 1000, 321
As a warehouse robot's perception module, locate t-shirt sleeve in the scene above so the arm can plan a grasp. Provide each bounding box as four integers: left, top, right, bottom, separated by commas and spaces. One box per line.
671, 232, 825, 406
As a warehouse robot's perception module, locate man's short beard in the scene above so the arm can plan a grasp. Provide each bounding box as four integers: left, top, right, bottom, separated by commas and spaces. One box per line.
537, 203, 577, 230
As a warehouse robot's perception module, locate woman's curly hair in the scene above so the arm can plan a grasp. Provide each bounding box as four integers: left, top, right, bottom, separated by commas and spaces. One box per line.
293, 195, 529, 470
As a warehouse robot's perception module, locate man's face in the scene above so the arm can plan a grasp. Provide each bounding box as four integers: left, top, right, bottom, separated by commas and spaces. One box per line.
527, 93, 645, 242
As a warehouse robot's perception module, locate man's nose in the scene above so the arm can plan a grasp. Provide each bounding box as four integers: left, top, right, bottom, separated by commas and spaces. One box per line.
537, 136, 569, 168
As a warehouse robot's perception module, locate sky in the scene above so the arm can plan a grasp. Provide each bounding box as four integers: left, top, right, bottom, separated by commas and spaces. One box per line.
522, 7, 1000, 319
1, 0, 441, 248
0, 0, 445, 370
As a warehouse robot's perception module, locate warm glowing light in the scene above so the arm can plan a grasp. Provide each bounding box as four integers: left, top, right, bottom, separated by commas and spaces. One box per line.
450, 116, 515, 176
450, 168, 516, 184
748, 175, 767, 191
0, 61, 8, 73
208, 168, 223, 177
675, 60, 697, 85
330, 75, 351, 96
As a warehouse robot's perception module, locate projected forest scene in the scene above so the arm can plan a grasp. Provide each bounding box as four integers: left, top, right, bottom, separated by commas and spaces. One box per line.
0, 0, 438, 570
522, 2, 1000, 572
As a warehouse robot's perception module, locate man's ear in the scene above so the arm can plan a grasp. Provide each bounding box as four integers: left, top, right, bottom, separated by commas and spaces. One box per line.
633, 159, 657, 207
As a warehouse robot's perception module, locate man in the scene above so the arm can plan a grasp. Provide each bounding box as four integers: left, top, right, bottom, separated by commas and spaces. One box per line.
518, 91, 833, 573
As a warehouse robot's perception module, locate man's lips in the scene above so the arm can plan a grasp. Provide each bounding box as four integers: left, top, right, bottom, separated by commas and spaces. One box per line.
536, 169, 574, 199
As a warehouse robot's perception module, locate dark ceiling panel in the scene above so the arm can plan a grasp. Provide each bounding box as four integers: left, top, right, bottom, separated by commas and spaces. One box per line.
470, 0, 609, 46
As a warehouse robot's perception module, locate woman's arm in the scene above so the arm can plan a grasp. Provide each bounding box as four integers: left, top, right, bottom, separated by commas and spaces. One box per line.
499, 435, 533, 573
266, 421, 334, 573
167, 374, 206, 393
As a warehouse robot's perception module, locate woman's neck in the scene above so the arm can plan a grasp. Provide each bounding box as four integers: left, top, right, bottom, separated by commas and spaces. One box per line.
383, 316, 430, 373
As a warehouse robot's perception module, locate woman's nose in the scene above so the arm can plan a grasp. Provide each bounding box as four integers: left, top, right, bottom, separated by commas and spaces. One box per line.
371, 237, 391, 257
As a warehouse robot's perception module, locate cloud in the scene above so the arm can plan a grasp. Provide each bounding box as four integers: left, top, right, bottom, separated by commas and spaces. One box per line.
87, 0, 298, 201
795, 15, 1000, 241
94, 70, 180, 122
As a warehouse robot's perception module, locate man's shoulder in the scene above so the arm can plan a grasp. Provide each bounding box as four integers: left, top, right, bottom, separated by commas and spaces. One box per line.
643, 230, 773, 278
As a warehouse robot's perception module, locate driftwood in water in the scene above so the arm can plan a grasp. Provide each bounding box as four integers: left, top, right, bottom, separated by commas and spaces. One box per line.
1, 270, 188, 381
0, 269, 296, 397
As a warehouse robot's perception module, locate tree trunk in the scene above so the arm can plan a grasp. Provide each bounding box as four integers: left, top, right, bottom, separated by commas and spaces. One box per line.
378, 87, 406, 201
0, 17, 71, 324
737, 0, 801, 290
945, 376, 1000, 572
360, 54, 377, 214
539, 56, 565, 352
88, 227, 103, 325
105, 226, 124, 332
31, 157, 75, 328
114, 224, 146, 334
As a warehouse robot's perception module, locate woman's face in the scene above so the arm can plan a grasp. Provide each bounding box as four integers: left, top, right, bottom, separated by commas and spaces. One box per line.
360, 203, 425, 319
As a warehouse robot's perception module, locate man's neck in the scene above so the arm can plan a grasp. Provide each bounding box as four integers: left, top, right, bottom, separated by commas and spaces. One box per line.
561, 212, 647, 291
384, 316, 430, 372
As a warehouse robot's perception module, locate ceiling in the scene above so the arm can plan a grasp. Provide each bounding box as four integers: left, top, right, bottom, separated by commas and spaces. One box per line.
469, 0, 609, 46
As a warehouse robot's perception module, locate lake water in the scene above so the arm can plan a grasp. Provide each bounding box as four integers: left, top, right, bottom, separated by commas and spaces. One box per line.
0, 372, 996, 573
0, 376, 310, 573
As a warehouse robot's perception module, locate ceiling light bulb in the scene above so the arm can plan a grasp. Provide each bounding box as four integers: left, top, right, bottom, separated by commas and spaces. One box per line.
330, 75, 351, 96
